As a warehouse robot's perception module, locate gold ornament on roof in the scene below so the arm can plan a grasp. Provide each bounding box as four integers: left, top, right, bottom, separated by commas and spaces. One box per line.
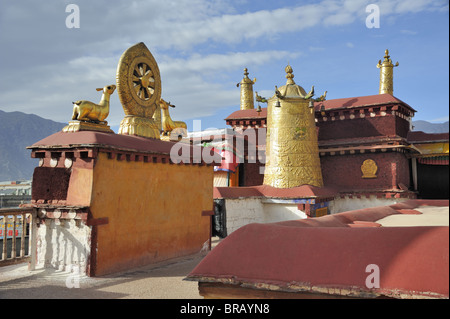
255, 92, 268, 104
237, 68, 256, 110
314, 91, 327, 102
263, 65, 324, 188
274, 65, 315, 100
63, 84, 116, 133
160, 99, 187, 140
377, 49, 398, 95
116, 42, 162, 138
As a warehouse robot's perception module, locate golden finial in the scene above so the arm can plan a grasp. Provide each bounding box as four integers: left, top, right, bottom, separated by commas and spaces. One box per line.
377, 49, 399, 95
237, 67, 256, 110
285, 65, 295, 84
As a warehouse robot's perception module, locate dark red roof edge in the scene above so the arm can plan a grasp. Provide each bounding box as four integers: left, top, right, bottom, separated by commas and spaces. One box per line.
225, 94, 417, 121
27, 131, 222, 163
407, 131, 449, 143
314, 93, 417, 113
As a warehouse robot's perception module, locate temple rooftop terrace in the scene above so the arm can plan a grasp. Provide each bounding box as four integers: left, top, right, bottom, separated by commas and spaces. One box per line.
1, 200, 447, 299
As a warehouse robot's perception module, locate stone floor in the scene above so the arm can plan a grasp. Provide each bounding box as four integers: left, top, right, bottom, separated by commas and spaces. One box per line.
0, 237, 222, 299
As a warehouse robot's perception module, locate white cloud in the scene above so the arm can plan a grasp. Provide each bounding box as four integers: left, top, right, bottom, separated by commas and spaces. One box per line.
393, 0, 444, 13
430, 116, 449, 123
0, 0, 447, 128
324, 11, 356, 26
158, 50, 300, 121
160, 51, 298, 75
375, 0, 448, 15
0, 49, 298, 126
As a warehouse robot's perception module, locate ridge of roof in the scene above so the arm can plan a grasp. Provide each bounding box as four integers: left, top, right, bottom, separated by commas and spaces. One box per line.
225, 94, 416, 120
407, 131, 449, 143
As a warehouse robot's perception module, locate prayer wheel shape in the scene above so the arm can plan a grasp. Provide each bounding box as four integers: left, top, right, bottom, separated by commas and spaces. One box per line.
237, 68, 256, 110
263, 65, 323, 188
377, 49, 398, 95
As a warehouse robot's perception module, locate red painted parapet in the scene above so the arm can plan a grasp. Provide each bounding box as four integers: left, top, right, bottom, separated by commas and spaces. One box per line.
27, 130, 218, 276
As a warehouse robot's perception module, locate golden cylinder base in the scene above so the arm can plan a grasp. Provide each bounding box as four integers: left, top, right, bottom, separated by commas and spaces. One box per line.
240, 83, 255, 110
263, 98, 323, 189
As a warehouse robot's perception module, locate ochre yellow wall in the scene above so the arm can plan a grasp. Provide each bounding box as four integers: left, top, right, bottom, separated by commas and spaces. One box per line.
90, 152, 214, 276
66, 167, 93, 206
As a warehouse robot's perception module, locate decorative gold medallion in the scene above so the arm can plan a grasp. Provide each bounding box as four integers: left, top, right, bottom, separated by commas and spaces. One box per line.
293, 127, 307, 140
361, 159, 378, 178
116, 42, 162, 138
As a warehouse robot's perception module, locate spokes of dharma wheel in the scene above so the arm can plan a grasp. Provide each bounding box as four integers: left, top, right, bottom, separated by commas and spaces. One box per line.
132, 62, 155, 101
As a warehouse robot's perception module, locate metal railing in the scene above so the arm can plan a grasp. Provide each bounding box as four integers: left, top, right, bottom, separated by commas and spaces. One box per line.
0, 207, 34, 266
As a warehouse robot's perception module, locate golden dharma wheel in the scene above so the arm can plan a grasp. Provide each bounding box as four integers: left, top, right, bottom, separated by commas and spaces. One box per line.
116, 42, 161, 118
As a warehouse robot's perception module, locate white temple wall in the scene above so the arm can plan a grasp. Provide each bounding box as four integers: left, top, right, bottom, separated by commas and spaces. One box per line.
33, 219, 92, 275
329, 196, 409, 215
224, 198, 307, 235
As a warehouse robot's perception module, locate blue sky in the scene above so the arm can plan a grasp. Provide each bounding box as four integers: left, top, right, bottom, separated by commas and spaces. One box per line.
0, 0, 448, 132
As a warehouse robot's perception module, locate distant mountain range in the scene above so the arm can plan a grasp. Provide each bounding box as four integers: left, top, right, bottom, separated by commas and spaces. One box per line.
411, 120, 449, 134
0, 110, 65, 181
0, 110, 448, 181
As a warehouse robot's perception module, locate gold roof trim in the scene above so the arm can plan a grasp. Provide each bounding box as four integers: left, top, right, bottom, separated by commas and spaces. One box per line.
273, 65, 312, 99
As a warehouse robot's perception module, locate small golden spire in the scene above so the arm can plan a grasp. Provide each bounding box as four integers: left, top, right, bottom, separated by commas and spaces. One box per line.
237, 67, 256, 110
243, 67, 249, 78
377, 49, 399, 95
285, 65, 295, 84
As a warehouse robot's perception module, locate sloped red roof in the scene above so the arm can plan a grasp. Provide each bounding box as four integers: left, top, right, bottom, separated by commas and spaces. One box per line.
187, 199, 449, 298
225, 94, 416, 121
314, 93, 416, 112
225, 108, 267, 120
28, 131, 222, 163
407, 131, 449, 143
29, 131, 178, 154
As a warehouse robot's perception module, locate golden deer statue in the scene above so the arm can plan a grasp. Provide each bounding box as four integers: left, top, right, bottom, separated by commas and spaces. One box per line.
159, 99, 187, 139
71, 84, 116, 123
